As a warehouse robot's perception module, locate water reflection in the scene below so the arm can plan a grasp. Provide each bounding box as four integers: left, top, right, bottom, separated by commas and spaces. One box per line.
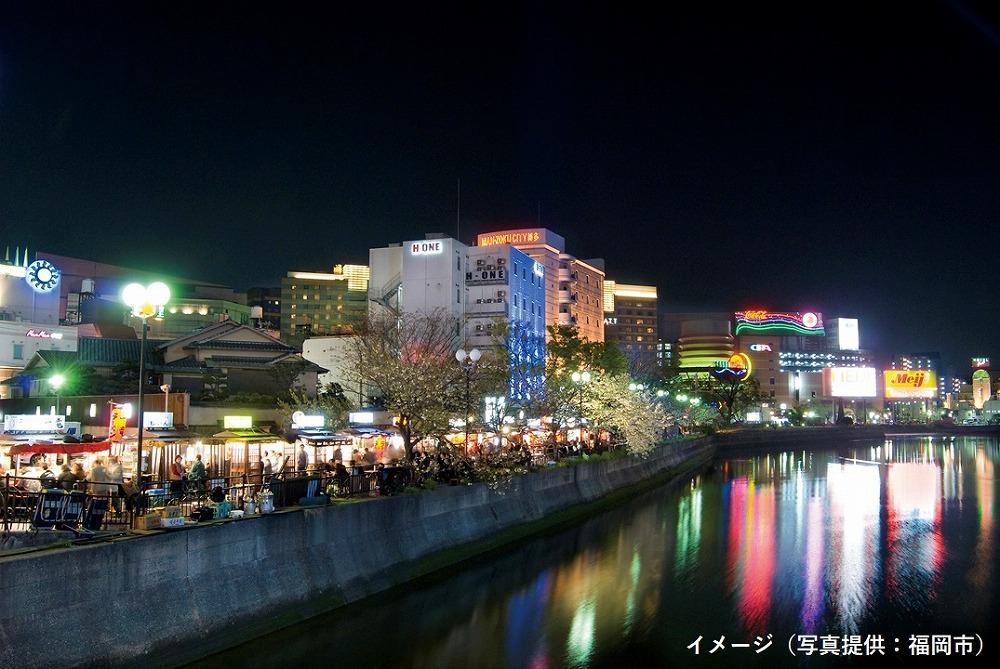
193, 437, 1000, 669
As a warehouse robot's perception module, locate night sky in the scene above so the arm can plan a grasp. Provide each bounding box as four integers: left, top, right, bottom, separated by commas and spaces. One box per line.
1, 3, 998, 370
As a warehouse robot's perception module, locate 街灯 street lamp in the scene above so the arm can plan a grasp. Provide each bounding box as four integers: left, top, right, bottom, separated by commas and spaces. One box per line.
122, 281, 170, 491
570, 370, 592, 420
456, 347, 482, 455
49, 373, 66, 416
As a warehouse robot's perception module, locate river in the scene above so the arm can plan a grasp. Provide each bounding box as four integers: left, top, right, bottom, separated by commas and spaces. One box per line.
189, 435, 999, 667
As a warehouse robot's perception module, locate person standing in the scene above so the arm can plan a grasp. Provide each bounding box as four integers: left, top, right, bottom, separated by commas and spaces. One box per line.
363, 447, 376, 466
107, 456, 124, 512
89, 458, 111, 496
169, 455, 186, 494
296, 444, 308, 473
262, 451, 274, 480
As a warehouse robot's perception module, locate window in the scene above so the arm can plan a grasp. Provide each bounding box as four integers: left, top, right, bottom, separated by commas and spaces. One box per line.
13, 343, 24, 360
769, 377, 775, 385
457, 255, 461, 270
457, 288, 461, 304
513, 295, 518, 307
770, 390, 776, 397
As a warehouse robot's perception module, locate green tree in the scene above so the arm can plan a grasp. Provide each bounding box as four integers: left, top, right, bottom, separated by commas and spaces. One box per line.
663, 370, 765, 424
546, 325, 628, 377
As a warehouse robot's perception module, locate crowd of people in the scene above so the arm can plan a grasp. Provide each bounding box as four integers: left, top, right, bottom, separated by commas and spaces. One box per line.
2, 455, 128, 502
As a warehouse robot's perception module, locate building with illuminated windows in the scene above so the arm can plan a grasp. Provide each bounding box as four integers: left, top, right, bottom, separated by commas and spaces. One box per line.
602, 281, 658, 376
368, 234, 546, 400
476, 228, 605, 342
280, 264, 370, 342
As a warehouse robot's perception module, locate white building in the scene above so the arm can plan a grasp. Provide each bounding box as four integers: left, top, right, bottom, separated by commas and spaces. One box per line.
301, 335, 364, 403
369, 234, 546, 400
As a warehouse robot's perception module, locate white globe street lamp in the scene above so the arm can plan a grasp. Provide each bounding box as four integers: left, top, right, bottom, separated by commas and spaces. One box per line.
122, 281, 171, 497
456, 348, 482, 454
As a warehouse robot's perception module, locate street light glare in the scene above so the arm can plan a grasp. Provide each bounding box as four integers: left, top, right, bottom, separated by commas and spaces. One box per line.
50, 374, 66, 390
122, 282, 146, 308
146, 281, 170, 306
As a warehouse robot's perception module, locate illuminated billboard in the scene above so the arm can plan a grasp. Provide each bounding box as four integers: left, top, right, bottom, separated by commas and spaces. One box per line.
883, 370, 937, 399
834, 318, 859, 351
972, 357, 990, 369
476, 228, 565, 251
734, 310, 825, 336
823, 367, 877, 398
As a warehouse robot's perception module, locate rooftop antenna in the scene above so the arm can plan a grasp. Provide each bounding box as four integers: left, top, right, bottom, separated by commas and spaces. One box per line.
456, 177, 461, 243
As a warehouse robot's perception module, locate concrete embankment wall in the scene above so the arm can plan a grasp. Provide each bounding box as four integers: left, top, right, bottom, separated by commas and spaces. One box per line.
0, 438, 713, 669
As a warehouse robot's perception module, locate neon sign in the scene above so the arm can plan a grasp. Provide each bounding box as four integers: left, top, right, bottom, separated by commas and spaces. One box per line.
972, 357, 990, 369
25, 259, 61, 293
735, 310, 825, 336
748, 344, 772, 352
25, 329, 64, 339
477, 230, 543, 247
711, 353, 753, 381
533, 261, 544, 278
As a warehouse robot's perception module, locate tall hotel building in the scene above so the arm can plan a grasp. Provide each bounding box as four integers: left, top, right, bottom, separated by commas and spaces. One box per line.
475, 228, 605, 342
368, 234, 546, 399
602, 280, 658, 375
280, 264, 370, 341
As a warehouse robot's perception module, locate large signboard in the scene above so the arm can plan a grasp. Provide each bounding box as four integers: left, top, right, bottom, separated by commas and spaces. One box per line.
477, 229, 544, 247
823, 367, 877, 398
409, 240, 443, 256
883, 370, 937, 399
972, 357, 990, 369
834, 318, 859, 351
2, 414, 65, 433
735, 310, 825, 336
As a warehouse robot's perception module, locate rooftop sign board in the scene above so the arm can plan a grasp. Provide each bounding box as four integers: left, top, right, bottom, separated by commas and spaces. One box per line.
735, 310, 825, 336
476, 228, 565, 252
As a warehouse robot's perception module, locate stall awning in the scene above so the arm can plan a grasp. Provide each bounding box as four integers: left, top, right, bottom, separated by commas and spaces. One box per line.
7, 440, 114, 455
343, 426, 398, 437
212, 429, 283, 441
124, 427, 209, 442
296, 431, 354, 446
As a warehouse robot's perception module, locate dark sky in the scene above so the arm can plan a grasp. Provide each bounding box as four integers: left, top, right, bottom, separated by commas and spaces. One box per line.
1, 3, 998, 370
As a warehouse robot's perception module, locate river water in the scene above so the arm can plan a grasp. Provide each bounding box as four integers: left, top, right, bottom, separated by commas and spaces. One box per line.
191, 436, 999, 667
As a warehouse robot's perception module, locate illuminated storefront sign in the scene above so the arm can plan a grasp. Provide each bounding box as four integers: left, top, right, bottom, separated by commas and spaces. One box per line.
24, 259, 61, 293
349, 411, 375, 424
409, 241, 443, 255
823, 367, 877, 398
883, 370, 937, 399
477, 229, 543, 247
748, 344, 771, 352
533, 261, 544, 278
711, 353, 752, 381
223, 415, 253, 429
143, 412, 174, 429
972, 357, 990, 369
2, 414, 65, 433
604, 317, 618, 326
291, 411, 325, 429
25, 329, 64, 339
735, 310, 825, 336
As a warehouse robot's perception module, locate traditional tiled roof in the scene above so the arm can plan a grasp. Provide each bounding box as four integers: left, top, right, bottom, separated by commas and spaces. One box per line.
189, 340, 292, 351
78, 337, 159, 366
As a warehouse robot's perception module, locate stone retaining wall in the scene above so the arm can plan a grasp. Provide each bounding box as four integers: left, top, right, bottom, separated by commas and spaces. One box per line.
0, 438, 712, 669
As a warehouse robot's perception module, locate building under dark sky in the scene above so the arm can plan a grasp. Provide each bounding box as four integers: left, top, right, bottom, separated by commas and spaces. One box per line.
1, 3, 997, 368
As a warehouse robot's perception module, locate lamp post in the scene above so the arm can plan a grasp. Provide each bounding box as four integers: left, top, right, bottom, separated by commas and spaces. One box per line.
455, 348, 482, 455
122, 281, 170, 491
571, 371, 592, 450
49, 373, 66, 416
